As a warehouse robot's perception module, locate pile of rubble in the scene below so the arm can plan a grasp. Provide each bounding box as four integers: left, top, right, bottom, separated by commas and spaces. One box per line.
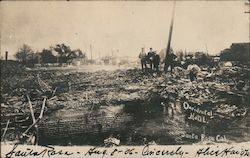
1, 62, 249, 145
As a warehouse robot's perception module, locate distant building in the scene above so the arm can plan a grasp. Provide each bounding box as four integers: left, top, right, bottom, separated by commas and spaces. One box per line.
220, 43, 250, 63
231, 42, 250, 49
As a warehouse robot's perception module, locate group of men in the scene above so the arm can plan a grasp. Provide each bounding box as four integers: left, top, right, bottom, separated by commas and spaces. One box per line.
139, 47, 176, 74
139, 47, 199, 82
139, 48, 160, 73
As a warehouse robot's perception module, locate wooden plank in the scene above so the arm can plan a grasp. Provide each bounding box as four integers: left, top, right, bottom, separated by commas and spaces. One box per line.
1, 120, 10, 142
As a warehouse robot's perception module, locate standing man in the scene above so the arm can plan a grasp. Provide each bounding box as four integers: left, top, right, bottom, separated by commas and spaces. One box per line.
153, 53, 160, 73
147, 48, 155, 70
139, 48, 147, 70
165, 50, 177, 74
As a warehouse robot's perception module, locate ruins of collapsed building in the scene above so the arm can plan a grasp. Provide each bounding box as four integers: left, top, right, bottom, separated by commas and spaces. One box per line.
1, 1, 249, 146
1, 58, 249, 145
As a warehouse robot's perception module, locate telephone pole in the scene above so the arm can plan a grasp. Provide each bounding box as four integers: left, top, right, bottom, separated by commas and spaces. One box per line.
90, 44, 93, 61
245, 1, 250, 13
164, 1, 176, 72
5, 51, 8, 61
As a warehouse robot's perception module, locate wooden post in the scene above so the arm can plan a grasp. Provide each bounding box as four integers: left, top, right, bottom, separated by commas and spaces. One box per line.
26, 94, 39, 145
27, 95, 36, 126
164, 1, 176, 72
5, 51, 8, 61
1, 120, 10, 142
39, 97, 46, 119
22, 98, 46, 139
90, 44, 93, 62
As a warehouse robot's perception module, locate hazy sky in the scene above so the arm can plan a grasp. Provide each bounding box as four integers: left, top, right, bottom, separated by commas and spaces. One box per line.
1, 1, 249, 59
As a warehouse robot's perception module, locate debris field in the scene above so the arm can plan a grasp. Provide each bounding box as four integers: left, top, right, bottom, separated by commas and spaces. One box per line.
1, 61, 250, 145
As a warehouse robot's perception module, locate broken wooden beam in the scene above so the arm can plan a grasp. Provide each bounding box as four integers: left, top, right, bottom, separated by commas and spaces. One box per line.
1, 120, 10, 142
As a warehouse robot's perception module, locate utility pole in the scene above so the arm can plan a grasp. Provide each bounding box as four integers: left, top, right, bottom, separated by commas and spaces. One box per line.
245, 1, 250, 63
90, 44, 93, 61
117, 49, 119, 57
245, 1, 250, 13
245, 1, 250, 41
164, 1, 176, 72
205, 44, 208, 55
5, 51, 8, 61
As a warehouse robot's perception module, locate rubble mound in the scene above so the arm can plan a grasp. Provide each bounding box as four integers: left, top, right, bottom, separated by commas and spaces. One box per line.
1, 65, 249, 145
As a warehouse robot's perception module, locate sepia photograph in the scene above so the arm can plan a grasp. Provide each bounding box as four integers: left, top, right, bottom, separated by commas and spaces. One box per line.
1, 0, 250, 157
